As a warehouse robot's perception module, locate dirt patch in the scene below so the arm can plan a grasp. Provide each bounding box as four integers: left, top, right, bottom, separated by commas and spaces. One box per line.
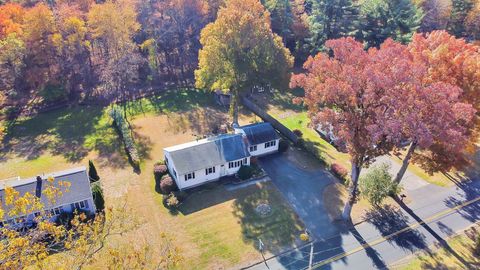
322, 183, 400, 225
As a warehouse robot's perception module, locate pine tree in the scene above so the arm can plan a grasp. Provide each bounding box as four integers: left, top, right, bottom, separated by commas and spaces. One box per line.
305, 0, 359, 54
88, 160, 100, 182
359, 0, 423, 48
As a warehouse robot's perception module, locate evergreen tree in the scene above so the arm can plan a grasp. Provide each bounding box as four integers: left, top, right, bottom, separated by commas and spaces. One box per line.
88, 160, 100, 182
359, 0, 423, 48
447, 0, 474, 37
262, 0, 294, 42
305, 0, 359, 54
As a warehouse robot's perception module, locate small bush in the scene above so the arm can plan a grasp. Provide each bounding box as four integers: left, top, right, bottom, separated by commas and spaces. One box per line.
91, 182, 105, 211
295, 138, 305, 147
359, 163, 401, 206
88, 160, 100, 182
237, 165, 254, 180
155, 160, 165, 165
331, 163, 348, 179
278, 139, 289, 153
293, 129, 303, 138
475, 234, 480, 256
40, 83, 66, 103
300, 233, 309, 242
110, 106, 140, 168
166, 193, 179, 207
160, 175, 176, 194
154, 164, 168, 181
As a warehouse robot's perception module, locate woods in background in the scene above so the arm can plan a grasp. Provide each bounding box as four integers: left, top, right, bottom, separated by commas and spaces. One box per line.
0, 0, 479, 114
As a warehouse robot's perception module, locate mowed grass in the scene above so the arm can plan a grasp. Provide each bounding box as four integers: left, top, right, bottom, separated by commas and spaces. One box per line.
276, 112, 351, 169
399, 226, 480, 270
171, 182, 304, 269
0, 88, 303, 269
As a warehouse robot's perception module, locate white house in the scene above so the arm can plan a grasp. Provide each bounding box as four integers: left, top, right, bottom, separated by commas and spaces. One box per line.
164, 134, 251, 190
234, 122, 280, 156
0, 167, 96, 228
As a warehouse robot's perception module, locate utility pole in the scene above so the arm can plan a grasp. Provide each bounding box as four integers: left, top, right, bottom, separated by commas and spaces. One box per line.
258, 238, 269, 269
306, 229, 314, 270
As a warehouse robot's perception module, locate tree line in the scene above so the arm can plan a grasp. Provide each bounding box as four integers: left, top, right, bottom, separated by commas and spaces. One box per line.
1, 0, 480, 115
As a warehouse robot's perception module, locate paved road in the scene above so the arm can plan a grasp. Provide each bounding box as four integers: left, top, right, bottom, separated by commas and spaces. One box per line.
249, 153, 480, 270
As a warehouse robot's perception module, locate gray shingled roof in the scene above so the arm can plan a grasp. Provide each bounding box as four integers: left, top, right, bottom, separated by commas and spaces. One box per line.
0, 167, 92, 220
164, 134, 250, 175
239, 122, 279, 145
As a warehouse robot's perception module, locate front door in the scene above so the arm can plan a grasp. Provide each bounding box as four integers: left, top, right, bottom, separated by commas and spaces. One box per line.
220, 164, 226, 177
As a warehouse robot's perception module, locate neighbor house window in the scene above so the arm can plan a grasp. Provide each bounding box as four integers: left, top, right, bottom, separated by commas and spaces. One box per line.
184, 172, 195, 181
244, 158, 248, 164
50, 207, 62, 216
249, 145, 257, 152
72, 200, 89, 211
205, 167, 216, 175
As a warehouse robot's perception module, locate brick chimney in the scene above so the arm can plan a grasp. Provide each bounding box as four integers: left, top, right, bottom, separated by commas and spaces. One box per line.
35, 176, 42, 198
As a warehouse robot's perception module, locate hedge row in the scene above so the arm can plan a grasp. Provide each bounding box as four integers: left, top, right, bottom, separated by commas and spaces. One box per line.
109, 107, 140, 168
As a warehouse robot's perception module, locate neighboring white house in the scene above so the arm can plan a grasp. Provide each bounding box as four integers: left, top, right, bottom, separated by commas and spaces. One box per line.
234, 122, 280, 156
164, 134, 251, 190
0, 167, 96, 228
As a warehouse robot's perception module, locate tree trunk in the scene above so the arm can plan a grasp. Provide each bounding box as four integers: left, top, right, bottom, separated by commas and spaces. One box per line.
394, 140, 418, 184
342, 162, 362, 221
229, 89, 239, 126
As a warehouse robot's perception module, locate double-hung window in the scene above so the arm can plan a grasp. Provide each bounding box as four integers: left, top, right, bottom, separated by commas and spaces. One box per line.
249, 145, 257, 152
184, 172, 195, 181
265, 140, 277, 148
205, 167, 216, 175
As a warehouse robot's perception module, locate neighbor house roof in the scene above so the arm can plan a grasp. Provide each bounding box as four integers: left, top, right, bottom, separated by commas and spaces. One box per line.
164, 134, 250, 175
237, 122, 279, 145
0, 167, 93, 220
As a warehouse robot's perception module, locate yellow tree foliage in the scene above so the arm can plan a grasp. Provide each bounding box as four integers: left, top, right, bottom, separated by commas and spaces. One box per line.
87, 0, 140, 59
0, 179, 181, 269
195, 0, 293, 123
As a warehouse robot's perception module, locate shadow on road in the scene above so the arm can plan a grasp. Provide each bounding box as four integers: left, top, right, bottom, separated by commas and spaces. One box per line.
394, 197, 473, 269
348, 223, 389, 269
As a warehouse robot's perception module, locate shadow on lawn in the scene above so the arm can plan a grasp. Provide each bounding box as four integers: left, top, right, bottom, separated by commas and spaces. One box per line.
1, 106, 105, 162
177, 182, 302, 253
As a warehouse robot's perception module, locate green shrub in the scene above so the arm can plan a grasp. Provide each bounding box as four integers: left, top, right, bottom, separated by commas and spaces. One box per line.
109, 106, 140, 168
293, 129, 303, 138
40, 83, 67, 103
278, 139, 289, 153
475, 234, 480, 256
237, 165, 254, 180
160, 175, 176, 194
91, 182, 105, 211
88, 160, 100, 182
155, 160, 165, 165
359, 163, 401, 206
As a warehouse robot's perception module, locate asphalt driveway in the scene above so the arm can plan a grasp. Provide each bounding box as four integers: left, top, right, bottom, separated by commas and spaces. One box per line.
258, 152, 339, 240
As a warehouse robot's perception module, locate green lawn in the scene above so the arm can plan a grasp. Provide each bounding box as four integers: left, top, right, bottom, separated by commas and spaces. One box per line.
158, 182, 305, 269
399, 226, 480, 269
275, 112, 351, 168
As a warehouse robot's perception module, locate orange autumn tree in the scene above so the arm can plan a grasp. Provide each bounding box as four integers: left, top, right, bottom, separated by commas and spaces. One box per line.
290, 38, 416, 220
0, 3, 25, 39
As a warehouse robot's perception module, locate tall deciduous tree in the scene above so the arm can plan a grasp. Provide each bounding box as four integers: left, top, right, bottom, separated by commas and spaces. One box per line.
359, 0, 423, 48
447, 0, 474, 37
416, 0, 453, 32
466, 0, 480, 40
195, 0, 293, 124
290, 38, 409, 220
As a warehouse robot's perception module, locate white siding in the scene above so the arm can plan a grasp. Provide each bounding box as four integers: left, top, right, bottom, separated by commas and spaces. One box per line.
249, 139, 279, 156
173, 157, 251, 190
